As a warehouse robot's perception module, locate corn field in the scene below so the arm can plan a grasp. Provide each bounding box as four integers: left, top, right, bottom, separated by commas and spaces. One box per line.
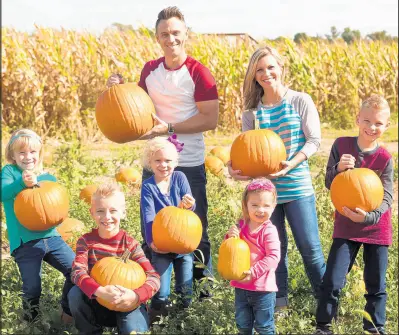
1, 26, 398, 140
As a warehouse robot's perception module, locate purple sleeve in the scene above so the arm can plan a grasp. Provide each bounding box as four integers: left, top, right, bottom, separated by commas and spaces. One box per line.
325, 139, 341, 190
178, 172, 196, 211
364, 158, 394, 225
140, 183, 156, 245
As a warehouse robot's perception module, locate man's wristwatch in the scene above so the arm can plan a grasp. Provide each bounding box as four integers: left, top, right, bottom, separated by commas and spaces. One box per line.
167, 123, 175, 135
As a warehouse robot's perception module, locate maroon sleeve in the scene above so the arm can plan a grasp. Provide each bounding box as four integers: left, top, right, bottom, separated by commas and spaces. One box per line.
187, 59, 218, 102
138, 63, 150, 93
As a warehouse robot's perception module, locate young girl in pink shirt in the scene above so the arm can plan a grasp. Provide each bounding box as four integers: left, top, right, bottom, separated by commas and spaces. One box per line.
226, 178, 281, 335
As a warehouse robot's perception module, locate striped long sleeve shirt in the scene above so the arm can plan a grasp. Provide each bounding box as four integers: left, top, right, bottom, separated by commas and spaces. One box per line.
71, 228, 160, 303
241, 89, 321, 204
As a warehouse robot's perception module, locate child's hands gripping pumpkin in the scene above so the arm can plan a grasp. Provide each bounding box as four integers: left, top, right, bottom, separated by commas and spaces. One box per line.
227, 225, 240, 238
22, 170, 38, 187
237, 270, 253, 283
337, 154, 356, 172
179, 194, 195, 209
94, 285, 122, 303
112, 285, 139, 310
342, 207, 367, 223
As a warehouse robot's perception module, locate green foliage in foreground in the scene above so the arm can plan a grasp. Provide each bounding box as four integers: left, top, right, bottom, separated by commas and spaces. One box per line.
1, 144, 397, 334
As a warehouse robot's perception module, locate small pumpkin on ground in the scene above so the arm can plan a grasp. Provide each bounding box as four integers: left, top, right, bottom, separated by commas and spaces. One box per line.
115, 167, 141, 184
205, 156, 225, 176
217, 237, 251, 281
152, 206, 202, 254
230, 129, 286, 177
57, 218, 86, 251
79, 185, 98, 205
210, 146, 230, 165
14, 181, 69, 231
330, 168, 384, 215
91, 249, 146, 312
95, 83, 155, 143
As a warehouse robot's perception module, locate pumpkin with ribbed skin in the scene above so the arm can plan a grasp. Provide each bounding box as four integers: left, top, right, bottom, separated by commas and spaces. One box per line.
330, 168, 384, 215
217, 237, 251, 281
57, 218, 86, 251
230, 129, 286, 177
14, 181, 69, 231
210, 146, 230, 165
79, 185, 98, 205
91, 249, 146, 312
205, 156, 224, 176
152, 206, 202, 254
115, 167, 141, 184
95, 83, 155, 143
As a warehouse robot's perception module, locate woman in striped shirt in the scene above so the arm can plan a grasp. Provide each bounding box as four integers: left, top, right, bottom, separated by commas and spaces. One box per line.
228, 46, 326, 310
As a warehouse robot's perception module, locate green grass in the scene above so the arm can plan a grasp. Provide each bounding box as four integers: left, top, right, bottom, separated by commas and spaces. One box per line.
1, 140, 398, 334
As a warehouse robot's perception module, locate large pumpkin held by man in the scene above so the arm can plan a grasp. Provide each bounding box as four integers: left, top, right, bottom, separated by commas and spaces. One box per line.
95, 83, 155, 143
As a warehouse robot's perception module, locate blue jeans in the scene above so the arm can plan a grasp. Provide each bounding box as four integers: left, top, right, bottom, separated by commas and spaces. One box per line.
140, 164, 213, 280
68, 286, 149, 335
235, 288, 276, 335
12, 236, 75, 318
271, 194, 326, 307
316, 238, 388, 334
151, 252, 193, 309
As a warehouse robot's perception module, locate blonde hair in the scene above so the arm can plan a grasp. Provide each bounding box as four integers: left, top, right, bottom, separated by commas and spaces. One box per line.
91, 182, 125, 206
141, 137, 179, 172
241, 178, 277, 224
156, 6, 185, 31
5, 128, 44, 173
243, 46, 286, 110
361, 95, 390, 112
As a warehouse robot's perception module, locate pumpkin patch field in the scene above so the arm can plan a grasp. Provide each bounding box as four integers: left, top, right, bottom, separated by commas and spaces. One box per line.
1, 139, 397, 335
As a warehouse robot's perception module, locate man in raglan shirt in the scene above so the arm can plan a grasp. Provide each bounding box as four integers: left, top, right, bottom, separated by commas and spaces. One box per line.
107, 6, 219, 297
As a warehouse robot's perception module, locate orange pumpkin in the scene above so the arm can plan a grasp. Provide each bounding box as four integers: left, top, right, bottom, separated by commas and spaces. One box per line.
95, 83, 155, 143
79, 185, 98, 205
91, 250, 146, 312
217, 237, 251, 281
330, 168, 384, 215
14, 181, 69, 231
115, 167, 141, 184
210, 146, 230, 165
152, 206, 202, 254
205, 156, 224, 176
230, 129, 286, 177
57, 218, 86, 251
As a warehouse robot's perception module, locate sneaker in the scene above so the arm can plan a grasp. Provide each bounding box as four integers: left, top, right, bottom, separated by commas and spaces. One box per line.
61, 311, 74, 324
313, 325, 333, 335
199, 290, 213, 301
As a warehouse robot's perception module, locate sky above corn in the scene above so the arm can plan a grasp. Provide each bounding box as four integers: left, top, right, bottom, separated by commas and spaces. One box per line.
2, 0, 398, 39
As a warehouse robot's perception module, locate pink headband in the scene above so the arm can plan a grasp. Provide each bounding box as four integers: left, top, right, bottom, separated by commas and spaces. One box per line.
246, 178, 276, 192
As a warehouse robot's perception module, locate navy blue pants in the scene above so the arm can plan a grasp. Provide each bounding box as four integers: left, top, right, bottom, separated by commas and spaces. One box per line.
316, 238, 388, 334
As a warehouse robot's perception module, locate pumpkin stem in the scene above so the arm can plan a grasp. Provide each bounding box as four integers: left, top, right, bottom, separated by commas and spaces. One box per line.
120, 249, 131, 262
32, 183, 41, 188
